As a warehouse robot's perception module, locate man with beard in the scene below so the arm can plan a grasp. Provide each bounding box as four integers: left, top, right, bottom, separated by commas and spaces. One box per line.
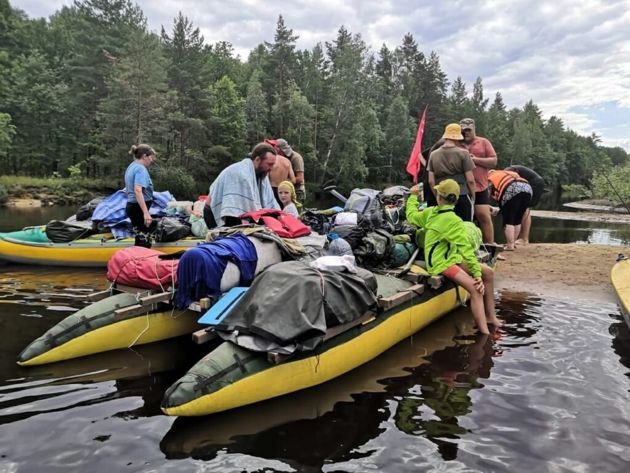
208, 142, 280, 226
460, 118, 497, 243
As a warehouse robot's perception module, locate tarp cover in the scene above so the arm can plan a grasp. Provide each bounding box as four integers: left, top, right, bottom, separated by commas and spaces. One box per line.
215, 261, 377, 354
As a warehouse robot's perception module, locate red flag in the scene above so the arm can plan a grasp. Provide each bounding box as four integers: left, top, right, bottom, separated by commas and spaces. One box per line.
405, 106, 428, 183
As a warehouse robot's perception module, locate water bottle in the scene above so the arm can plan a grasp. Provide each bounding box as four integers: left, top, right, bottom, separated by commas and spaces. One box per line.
328, 232, 353, 256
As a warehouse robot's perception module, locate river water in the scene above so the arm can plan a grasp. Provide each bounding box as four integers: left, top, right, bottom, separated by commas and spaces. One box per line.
0, 208, 629, 472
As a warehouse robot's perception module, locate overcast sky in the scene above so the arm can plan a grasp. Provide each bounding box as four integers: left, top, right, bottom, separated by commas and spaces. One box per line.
16, 0, 630, 151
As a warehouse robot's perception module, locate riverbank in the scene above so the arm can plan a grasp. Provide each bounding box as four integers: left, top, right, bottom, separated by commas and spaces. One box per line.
494, 243, 623, 303
0, 176, 117, 207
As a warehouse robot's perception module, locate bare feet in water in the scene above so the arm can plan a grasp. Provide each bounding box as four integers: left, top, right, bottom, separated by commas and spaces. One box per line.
488, 316, 503, 327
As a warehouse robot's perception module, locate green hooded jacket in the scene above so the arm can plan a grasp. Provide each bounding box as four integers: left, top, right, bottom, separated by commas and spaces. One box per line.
405, 194, 481, 278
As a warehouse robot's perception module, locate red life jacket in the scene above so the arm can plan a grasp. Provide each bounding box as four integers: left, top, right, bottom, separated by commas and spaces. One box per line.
241, 209, 311, 238
488, 170, 527, 202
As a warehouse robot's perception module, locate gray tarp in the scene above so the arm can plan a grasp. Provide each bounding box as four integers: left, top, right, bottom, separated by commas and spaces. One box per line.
216, 261, 377, 354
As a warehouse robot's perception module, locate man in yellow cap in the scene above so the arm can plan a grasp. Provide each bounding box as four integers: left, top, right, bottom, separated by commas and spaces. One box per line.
427, 123, 476, 221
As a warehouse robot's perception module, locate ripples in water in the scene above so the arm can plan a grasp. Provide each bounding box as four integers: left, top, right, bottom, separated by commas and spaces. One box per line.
1, 268, 630, 472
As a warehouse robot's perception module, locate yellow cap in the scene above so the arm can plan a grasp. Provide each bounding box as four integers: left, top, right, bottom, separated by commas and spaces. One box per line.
442, 123, 464, 141
434, 179, 460, 199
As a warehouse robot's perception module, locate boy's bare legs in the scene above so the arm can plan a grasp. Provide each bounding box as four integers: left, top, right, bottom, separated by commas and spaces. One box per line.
480, 263, 501, 327
448, 269, 490, 335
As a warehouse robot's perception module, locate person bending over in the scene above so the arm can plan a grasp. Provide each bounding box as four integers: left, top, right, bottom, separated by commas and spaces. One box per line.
487, 170, 533, 251
406, 178, 501, 335
505, 165, 544, 245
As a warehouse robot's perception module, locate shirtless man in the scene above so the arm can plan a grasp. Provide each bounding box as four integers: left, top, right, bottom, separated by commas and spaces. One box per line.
268, 153, 295, 206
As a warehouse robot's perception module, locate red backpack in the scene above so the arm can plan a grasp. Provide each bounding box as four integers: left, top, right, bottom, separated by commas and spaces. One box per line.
241, 209, 311, 238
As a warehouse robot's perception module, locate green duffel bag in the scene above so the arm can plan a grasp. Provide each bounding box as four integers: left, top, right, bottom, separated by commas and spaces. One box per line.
387, 242, 417, 267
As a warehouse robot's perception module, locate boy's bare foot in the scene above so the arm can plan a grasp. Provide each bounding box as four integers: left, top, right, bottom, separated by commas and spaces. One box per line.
488, 316, 503, 327
504, 245, 515, 251
515, 239, 528, 246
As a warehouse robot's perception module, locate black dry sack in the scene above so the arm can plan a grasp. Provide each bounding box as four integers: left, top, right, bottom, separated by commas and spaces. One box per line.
45, 220, 94, 243
154, 217, 191, 242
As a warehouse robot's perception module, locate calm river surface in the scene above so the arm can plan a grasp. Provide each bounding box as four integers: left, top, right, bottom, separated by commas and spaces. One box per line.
0, 208, 629, 472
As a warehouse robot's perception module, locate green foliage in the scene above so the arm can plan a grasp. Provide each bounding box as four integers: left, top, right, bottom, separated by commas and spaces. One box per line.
208, 75, 246, 158
67, 163, 82, 179
2, 4, 627, 196
0, 174, 117, 190
152, 165, 196, 200
561, 184, 591, 199
0, 113, 15, 156
0, 183, 7, 204
592, 165, 630, 205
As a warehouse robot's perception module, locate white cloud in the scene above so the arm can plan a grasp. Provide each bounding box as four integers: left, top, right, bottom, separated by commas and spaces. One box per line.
14, 0, 630, 150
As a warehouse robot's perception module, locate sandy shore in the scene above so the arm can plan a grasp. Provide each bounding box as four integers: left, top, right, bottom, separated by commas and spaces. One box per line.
494, 243, 625, 303
531, 209, 630, 224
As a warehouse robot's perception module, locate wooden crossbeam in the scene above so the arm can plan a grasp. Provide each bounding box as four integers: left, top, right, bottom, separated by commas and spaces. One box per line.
85, 289, 111, 302
377, 284, 425, 310
114, 304, 153, 320
138, 292, 172, 305
192, 327, 217, 344
427, 276, 443, 290
323, 311, 376, 341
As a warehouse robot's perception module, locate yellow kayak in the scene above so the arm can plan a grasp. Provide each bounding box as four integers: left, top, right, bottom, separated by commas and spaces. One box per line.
611, 255, 630, 328
0, 234, 202, 267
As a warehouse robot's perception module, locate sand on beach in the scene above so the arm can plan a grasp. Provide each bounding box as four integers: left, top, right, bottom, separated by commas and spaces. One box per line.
494, 243, 625, 303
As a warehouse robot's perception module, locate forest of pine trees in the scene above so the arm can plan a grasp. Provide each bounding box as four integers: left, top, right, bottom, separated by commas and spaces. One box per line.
1, 0, 628, 200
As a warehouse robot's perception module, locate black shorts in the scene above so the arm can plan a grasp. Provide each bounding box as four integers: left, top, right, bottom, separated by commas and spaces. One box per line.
474, 188, 491, 205
454, 194, 474, 222
203, 205, 217, 229
501, 193, 531, 226
529, 180, 545, 207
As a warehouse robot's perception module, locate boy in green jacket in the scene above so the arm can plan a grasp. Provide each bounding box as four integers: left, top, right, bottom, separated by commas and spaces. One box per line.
406, 179, 501, 335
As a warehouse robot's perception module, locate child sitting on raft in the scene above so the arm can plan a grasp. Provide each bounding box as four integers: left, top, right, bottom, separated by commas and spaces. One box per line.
406, 178, 502, 335
277, 180, 301, 217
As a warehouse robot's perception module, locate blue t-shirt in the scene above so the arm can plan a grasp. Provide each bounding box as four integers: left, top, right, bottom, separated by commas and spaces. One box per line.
124, 161, 153, 203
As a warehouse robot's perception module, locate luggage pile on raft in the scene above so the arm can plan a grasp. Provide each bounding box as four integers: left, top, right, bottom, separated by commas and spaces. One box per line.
17, 185, 499, 417
0, 191, 211, 266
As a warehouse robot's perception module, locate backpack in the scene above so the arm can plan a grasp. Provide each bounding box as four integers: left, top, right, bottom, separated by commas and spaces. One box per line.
241, 209, 311, 238
154, 217, 191, 242
300, 210, 332, 235
344, 188, 383, 215
354, 228, 395, 266
332, 223, 370, 250
107, 246, 178, 290
76, 197, 105, 221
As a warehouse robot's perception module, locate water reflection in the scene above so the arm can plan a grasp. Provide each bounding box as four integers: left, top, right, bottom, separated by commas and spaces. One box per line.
2, 207, 630, 470
160, 310, 479, 462
392, 333, 497, 460
0, 206, 73, 233
528, 217, 630, 245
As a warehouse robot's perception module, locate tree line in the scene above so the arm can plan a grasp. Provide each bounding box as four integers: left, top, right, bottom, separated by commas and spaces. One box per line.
1, 0, 628, 200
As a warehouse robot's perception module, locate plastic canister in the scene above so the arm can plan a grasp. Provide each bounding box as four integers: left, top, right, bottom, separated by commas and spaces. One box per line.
328, 232, 353, 256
